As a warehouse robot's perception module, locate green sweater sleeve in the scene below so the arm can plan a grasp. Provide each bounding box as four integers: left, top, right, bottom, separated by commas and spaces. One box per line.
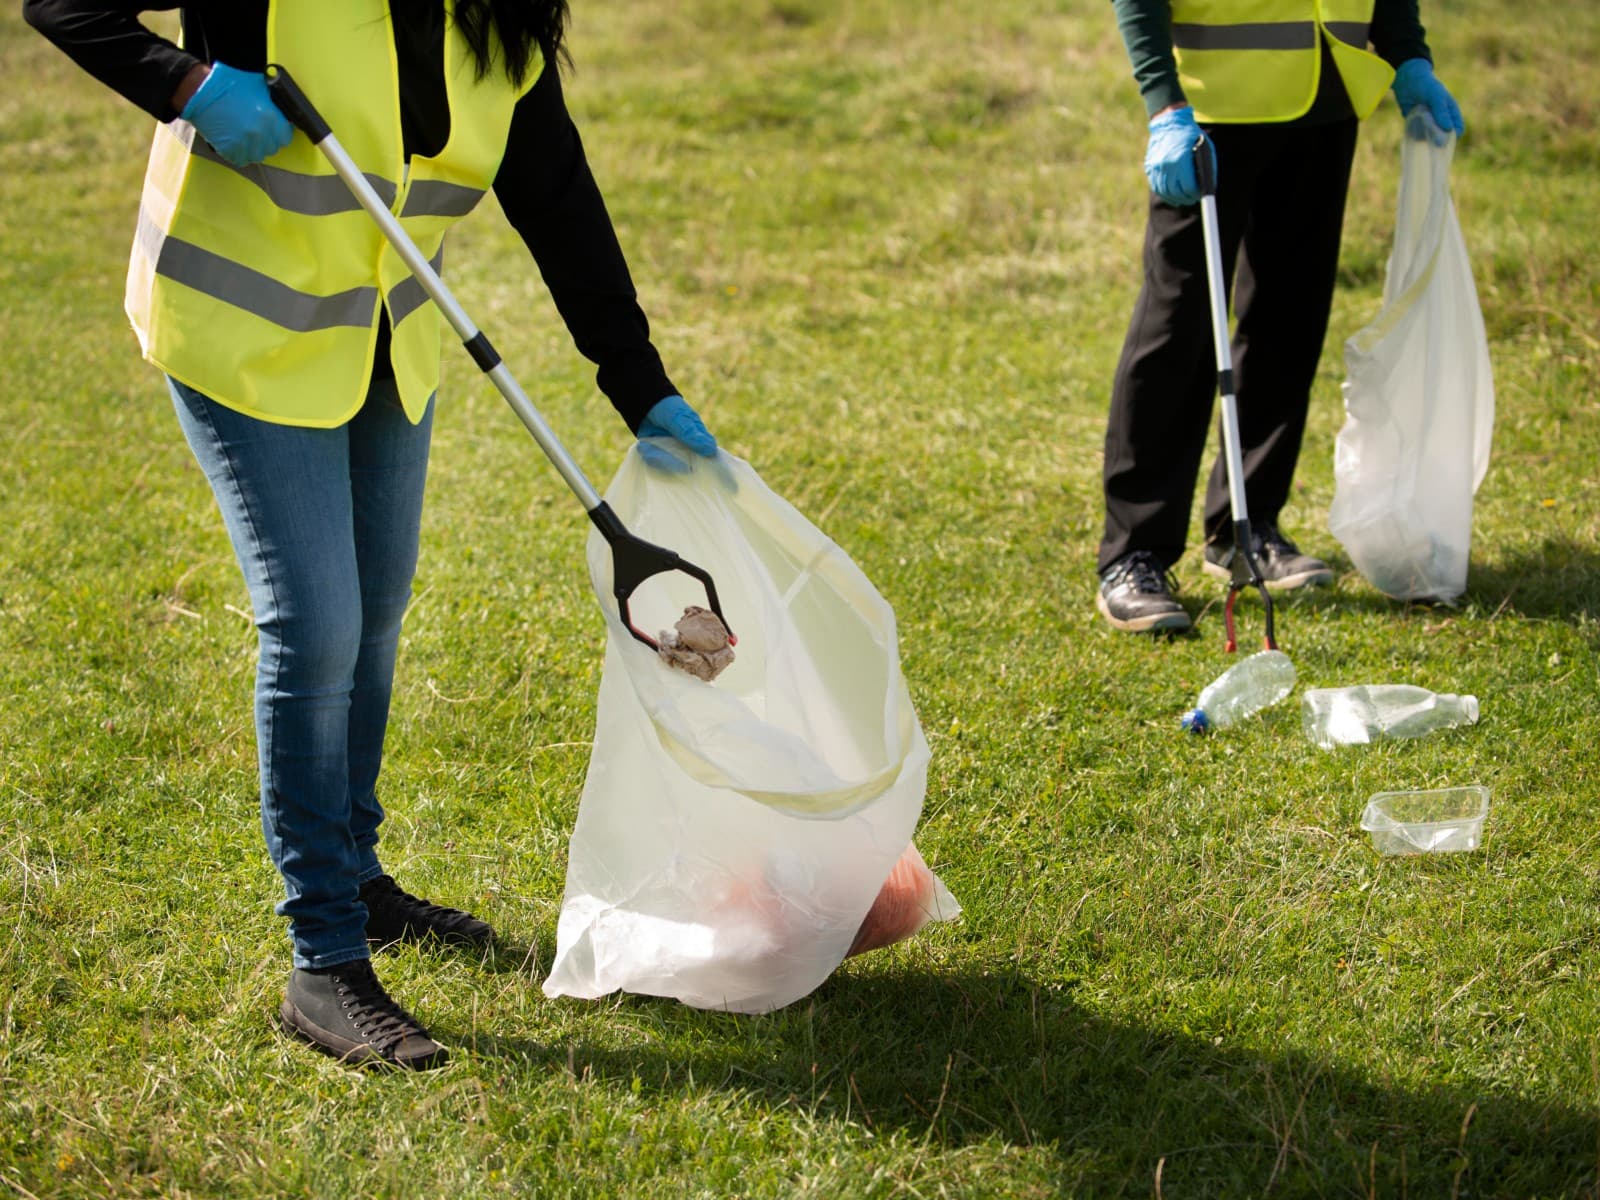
1110, 0, 1435, 116
1110, 0, 1185, 118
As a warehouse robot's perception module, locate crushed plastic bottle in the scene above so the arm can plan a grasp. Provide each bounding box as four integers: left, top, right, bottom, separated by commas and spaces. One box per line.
1302, 685, 1479, 748
1180, 650, 1297, 733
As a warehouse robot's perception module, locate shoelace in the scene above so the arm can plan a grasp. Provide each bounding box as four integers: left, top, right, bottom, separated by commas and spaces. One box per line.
1113, 553, 1180, 596
331, 960, 428, 1053
365, 875, 478, 935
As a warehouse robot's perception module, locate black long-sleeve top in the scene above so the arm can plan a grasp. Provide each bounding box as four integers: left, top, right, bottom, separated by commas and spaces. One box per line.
22, 0, 675, 429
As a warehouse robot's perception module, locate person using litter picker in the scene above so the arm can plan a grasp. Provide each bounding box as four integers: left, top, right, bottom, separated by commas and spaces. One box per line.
1093, 0, 1464, 633
24, 0, 719, 1069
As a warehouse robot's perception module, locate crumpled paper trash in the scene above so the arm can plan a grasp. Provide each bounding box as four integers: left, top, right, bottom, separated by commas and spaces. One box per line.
658, 605, 735, 682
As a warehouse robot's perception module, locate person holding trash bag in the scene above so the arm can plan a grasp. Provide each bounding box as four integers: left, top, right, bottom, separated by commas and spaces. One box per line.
1093, 0, 1465, 633
24, 0, 719, 1069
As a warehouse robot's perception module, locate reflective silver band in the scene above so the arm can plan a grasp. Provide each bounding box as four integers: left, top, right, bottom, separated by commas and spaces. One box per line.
1171, 21, 1316, 50
400, 179, 484, 218
387, 247, 445, 325
138, 208, 377, 331
180, 120, 399, 214
1323, 21, 1371, 47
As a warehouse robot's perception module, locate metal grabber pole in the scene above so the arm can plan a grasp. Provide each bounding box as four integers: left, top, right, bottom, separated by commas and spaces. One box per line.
264, 65, 730, 651
1193, 133, 1276, 652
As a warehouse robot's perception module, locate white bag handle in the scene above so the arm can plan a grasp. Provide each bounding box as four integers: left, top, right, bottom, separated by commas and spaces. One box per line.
588, 447, 920, 818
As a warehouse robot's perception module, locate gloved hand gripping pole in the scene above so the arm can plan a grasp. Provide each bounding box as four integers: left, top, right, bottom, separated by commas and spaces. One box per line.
1193, 134, 1276, 653
265, 66, 729, 651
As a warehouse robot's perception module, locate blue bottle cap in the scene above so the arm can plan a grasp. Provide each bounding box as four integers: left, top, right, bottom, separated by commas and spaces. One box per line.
1179, 708, 1210, 734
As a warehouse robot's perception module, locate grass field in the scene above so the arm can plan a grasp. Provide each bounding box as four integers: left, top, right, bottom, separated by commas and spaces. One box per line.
4, 2, 1600, 1196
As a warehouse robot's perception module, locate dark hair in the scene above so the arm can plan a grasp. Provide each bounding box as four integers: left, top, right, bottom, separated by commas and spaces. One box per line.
454, 0, 571, 86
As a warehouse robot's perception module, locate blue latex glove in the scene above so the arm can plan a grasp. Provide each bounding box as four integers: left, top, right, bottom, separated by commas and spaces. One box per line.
180, 63, 295, 168
1392, 58, 1464, 144
1144, 106, 1214, 207
636, 395, 718, 472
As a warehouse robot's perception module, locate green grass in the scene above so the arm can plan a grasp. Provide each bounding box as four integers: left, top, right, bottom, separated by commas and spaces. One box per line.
4, 1, 1600, 1196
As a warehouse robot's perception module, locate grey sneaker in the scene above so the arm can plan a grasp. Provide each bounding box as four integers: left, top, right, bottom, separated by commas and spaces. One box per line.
280, 958, 448, 1070
1096, 551, 1192, 633
1204, 523, 1333, 590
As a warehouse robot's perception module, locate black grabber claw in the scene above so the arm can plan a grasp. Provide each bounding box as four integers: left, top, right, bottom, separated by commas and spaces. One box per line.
587, 502, 732, 651
1222, 522, 1277, 654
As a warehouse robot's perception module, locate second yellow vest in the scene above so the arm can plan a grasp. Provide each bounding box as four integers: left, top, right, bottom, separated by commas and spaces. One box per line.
1169, 0, 1395, 124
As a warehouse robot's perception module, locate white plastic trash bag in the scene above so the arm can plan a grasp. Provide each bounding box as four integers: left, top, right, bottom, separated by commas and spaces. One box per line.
1329, 116, 1494, 602
543, 441, 958, 1014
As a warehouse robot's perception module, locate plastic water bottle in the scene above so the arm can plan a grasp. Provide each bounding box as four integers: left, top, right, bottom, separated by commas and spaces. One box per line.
1180, 650, 1297, 733
1302, 685, 1479, 748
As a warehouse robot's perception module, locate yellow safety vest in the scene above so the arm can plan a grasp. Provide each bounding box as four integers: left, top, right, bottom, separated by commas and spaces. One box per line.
1169, 0, 1396, 124
126, 0, 538, 427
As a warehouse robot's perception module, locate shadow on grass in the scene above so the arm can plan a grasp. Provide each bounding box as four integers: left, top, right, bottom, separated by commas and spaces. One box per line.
1319, 537, 1600, 626
470, 964, 1597, 1197
1466, 538, 1600, 624
1182, 537, 1600, 639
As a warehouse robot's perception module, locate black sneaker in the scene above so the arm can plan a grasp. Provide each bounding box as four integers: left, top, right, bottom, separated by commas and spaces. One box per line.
279, 958, 448, 1070
361, 874, 495, 948
1204, 523, 1333, 590
1096, 551, 1192, 633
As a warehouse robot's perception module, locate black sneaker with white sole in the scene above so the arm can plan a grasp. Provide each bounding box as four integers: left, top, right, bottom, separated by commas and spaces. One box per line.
280, 958, 448, 1070
1096, 551, 1192, 633
361, 873, 494, 949
1204, 523, 1333, 590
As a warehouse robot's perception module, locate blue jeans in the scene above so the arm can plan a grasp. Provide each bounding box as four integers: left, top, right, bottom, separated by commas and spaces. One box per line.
170, 377, 434, 969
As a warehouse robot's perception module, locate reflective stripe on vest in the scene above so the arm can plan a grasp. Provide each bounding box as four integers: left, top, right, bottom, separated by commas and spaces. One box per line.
125, 0, 535, 428
184, 124, 401, 214
136, 205, 378, 332
188, 129, 486, 221
1168, 0, 1394, 124
1170, 21, 1370, 51
137, 199, 442, 333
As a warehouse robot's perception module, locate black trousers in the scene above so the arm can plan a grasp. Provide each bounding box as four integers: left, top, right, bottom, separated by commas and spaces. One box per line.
1097, 117, 1360, 574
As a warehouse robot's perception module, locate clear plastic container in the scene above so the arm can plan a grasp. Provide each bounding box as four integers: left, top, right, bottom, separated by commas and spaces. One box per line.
1303, 685, 1479, 748
1180, 650, 1297, 733
1360, 786, 1490, 855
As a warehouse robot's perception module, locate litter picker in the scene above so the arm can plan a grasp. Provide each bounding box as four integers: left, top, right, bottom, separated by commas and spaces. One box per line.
1193, 134, 1277, 653
264, 65, 730, 651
